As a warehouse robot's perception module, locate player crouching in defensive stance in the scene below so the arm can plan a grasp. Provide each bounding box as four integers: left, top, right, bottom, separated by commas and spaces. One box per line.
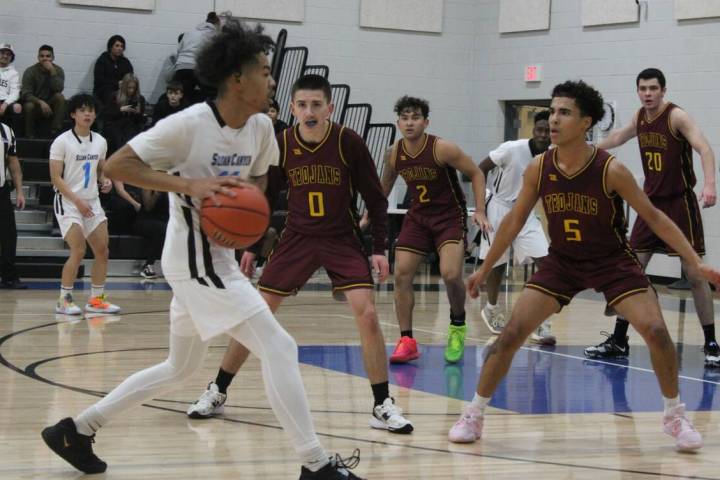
448, 80, 720, 452
49, 93, 120, 315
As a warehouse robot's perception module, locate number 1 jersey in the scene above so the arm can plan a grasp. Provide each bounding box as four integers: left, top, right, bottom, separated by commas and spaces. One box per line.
49, 129, 107, 199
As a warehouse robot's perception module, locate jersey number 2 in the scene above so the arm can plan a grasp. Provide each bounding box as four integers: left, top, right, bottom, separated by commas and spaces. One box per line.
563, 219, 582, 242
82, 162, 91, 189
416, 185, 430, 203
308, 192, 325, 217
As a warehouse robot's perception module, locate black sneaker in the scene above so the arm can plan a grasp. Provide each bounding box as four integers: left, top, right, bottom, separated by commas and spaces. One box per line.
704, 341, 720, 368
41, 417, 107, 474
299, 449, 363, 479
584, 332, 629, 359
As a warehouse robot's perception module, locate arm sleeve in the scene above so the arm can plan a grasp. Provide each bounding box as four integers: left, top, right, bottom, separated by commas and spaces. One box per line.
249, 115, 279, 177
488, 142, 512, 168
21, 68, 38, 104
6, 70, 20, 104
127, 113, 189, 171
50, 66, 64, 94
342, 128, 388, 254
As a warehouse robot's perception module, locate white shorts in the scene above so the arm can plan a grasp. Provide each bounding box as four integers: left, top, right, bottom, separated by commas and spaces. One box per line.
479, 197, 549, 268
54, 194, 107, 238
168, 272, 271, 341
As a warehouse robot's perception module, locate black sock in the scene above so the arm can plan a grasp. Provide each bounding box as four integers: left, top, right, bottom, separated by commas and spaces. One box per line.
613, 317, 630, 343
702, 324, 717, 346
214, 368, 236, 394
450, 310, 466, 327
400, 330, 413, 338
371, 381, 390, 407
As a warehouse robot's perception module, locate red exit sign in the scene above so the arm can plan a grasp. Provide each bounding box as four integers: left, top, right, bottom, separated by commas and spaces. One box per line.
525, 65, 542, 82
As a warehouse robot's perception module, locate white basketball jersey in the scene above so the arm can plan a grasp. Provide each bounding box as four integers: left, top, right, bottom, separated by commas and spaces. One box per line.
486, 139, 535, 203
49, 129, 107, 199
128, 101, 278, 283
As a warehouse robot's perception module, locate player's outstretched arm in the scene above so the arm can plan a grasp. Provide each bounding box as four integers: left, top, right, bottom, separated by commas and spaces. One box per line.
466, 156, 541, 298
671, 108, 716, 207
380, 145, 399, 198
105, 145, 245, 205
436, 139, 491, 232
607, 158, 720, 288
597, 111, 638, 150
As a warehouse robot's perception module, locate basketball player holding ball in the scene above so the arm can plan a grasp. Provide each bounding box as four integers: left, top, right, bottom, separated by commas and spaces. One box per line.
41, 20, 364, 480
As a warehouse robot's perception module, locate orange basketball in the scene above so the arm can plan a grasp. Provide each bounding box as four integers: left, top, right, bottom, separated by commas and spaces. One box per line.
200, 184, 270, 249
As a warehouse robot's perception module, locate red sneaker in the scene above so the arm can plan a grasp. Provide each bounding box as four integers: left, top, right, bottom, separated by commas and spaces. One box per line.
389, 336, 420, 364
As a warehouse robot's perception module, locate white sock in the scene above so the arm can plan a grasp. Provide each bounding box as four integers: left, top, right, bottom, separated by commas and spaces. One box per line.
60, 286, 73, 300
91, 284, 104, 298
486, 302, 498, 311
663, 395, 681, 415
470, 392, 490, 414
75, 406, 107, 436
300, 445, 330, 472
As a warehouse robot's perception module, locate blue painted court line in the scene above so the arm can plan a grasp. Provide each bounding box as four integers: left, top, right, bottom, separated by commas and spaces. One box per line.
299, 344, 719, 414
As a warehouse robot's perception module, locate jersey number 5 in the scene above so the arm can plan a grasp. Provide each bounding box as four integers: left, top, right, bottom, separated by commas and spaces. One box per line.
82, 161, 91, 189
645, 152, 662, 172
563, 219, 582, 242
308, 192, 325, 217
416, 185, 430, 203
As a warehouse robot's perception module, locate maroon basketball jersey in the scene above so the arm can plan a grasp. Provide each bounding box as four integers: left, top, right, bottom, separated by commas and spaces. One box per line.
395, 134, 466, 218
539, 147, 629, 260
636, 103, 695, 197
277, 122, 388, 253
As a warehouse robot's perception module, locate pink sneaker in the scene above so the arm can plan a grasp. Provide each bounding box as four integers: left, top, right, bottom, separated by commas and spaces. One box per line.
389, 336, 420, 364
448, 404, 483, 443
663, 404, 703, 452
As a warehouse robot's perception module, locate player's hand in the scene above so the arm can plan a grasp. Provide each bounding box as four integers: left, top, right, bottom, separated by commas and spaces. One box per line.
39, 100, 52, 117
698, 184, 716, 208
472, 211, 493, 233
15, 191, 25, 210
358, 211, 370, 231
99, 178, 113, 194
466, 267, 489, 299
187, 176, 246, 206
699, 263, 720, 291
75, 198, 94, 218
371, 254, 389, 283
240, 251, 257, 278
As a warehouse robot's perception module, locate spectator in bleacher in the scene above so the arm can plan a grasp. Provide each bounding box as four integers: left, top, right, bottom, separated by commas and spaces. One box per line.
173, 12, 220, 103
0, 44, 22, 132
102, 73, 146, 154
0, 121, 27, 289
267, 97, 288, 134
151, 81, 188, 126
93, 35, 134, 106
21, 45, 66, 138
133, 188, 168, 279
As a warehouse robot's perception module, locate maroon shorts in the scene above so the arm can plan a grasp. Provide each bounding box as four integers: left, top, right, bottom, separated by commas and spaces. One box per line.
630, 191, 705, 256
526, 248, 649, 308
258, 229, 373, 296
395, 210, 466, 256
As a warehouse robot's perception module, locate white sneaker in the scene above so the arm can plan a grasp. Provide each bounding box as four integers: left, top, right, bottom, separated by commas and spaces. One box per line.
187, 382, 227, 419
530, 322, 556, 346
481, 305, 506, 335
369, 398, 413, 434
56, 293, 82, 315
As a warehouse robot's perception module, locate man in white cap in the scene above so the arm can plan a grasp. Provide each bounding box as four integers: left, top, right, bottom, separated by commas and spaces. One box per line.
0, 44, 22, 131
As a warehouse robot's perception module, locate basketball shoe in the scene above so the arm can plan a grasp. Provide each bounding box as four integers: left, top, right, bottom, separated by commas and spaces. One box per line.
481, 304, 505, 334
299, 449, 364, 479
56, 293, 82, 315
529, 322, 556, 346
445, 324, 467, 363
85, 294, 121, 314
389, 336, 419, 363
369, 398, 413, 434
584, 332, 629, 359
663, 404, 703, 451
187, 382, 226, 418
448, 404, 483, 443
703, 341, 720, 368
41, 417, 107, 474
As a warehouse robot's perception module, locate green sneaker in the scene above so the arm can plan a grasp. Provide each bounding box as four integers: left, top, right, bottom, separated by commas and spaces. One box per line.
445, 324, 467, 363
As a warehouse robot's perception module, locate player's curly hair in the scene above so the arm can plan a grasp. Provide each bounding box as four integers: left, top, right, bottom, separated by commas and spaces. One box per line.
67, 93, 98, 115
551, 80, 605, 127
394, 96, 430, 118
195, 18, 274, 93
